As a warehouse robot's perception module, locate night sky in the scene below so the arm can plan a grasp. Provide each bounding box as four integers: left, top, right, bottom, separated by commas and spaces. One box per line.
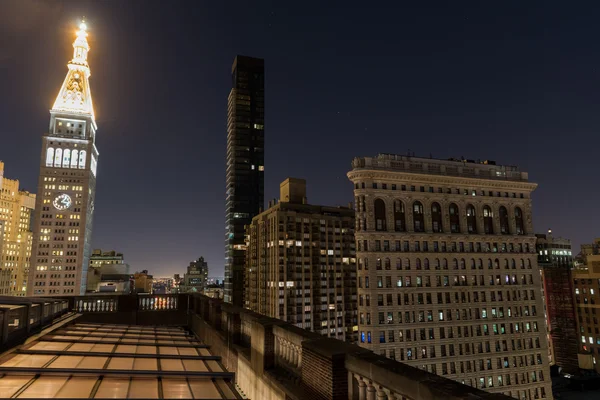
1, 1, 598, 277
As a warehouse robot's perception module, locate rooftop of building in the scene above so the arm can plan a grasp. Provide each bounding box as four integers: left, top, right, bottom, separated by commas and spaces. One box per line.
0, 294, 511, 400
0, 322, 238, 399
258, 177, 354, 218
351, 153, 530, 182
91, 249, 124, 258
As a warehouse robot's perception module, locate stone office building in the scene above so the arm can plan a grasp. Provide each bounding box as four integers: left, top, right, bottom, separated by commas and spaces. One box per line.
348, 154, 551, 399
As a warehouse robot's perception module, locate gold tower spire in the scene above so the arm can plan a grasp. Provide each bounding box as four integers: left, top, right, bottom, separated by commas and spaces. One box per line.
51, 19, 95, 120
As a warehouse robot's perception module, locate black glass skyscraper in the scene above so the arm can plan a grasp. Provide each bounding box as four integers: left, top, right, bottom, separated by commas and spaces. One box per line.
224, 56, 265, 306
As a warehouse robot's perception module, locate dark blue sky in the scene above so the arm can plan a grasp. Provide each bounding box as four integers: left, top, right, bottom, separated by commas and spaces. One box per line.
0, 1, 598, 277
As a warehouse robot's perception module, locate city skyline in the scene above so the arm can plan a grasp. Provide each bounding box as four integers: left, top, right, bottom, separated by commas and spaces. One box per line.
1, 2, 600, 277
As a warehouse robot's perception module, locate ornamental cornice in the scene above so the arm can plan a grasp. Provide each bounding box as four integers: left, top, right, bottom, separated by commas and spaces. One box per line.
347, 170, 538, 191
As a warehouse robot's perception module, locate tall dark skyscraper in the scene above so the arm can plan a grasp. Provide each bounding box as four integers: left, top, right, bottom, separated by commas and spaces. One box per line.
224, 56, 265, 306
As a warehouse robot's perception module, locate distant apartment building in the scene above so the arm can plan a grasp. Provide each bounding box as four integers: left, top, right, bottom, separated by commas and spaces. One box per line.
573, 239, 600, 372
0, 161, 36, 296
535, 231, 578, 373
349, 154, 551, 399
245, 178, 357, 342
181, 257, 208, 293
133, 270, 153, 294
86, 249, 130, 293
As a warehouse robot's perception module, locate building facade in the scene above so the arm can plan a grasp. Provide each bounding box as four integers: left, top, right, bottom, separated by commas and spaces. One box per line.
0, 162, 36, 295
86, 249, 130, 293
28, 21, 99, 296
224, 56, 265, 306
535, 232, 578, 373
573, 242, 600, 372
348, 154, 551, 399
182, 257, 209, 293
245, 178, 357, 342
133, 270, 153, 294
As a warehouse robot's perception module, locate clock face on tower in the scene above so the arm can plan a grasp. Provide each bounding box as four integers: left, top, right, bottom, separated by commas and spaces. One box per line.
52, 193, 72, 211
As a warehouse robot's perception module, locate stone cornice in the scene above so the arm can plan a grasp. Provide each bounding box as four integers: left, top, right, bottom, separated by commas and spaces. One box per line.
347, 169, 538, 192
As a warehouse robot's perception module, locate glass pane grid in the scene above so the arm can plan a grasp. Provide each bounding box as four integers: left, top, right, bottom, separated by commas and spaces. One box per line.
0, 323, 239, 399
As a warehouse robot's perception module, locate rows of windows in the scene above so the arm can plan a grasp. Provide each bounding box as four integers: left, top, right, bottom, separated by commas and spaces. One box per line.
45, 148, 86, 169
356, 182, 527, 200
360, 239, 532, 254
369, 199, 526, 235
359, 256, 533, 271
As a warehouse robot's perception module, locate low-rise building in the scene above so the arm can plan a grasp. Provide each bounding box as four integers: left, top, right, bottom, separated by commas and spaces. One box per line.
86, 249, 130, 293
133, 270, 153, 294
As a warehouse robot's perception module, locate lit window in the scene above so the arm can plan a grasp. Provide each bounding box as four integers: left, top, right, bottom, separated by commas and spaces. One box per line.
258, 165, 264, 171
46, 148, 55, 166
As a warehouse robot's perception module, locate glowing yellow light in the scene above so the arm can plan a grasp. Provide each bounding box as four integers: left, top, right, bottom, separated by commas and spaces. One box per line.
79, 21, 87, 31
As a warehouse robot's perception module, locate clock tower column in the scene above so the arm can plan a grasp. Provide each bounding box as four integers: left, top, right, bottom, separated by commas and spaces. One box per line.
27, 21, 99, 296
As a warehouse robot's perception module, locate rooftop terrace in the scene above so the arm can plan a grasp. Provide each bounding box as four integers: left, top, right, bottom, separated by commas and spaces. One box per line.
0, 294, 513, 400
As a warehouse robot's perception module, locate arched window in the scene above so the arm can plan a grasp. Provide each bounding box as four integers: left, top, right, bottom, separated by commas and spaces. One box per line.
54, 148, 63, 167
449, 203, 460, 233
442, 259, 448, 270
452, 258, 458, 270
520, 259, 525, 269
470, 259, 476, 270
405, 258, 411, 270
394, 200, 406, 232
527, 260, 532, 269
488, 259, 493, 269
416, 258, 422, 270
499, 206, 509, 234
70, 149, 79, 168
46, 148, 54, 167
396, 258, 402, 270
374, 199, 386, 231
515, 207, 525, 235
434, 258, 440, 270
376, 258, 382, 270
431, 202, 443, 233
504, 260, 509, 269
63, 149, 71, 167
424, 258, 430, 270
477, 259, 483, 269
79, 150, 87, 169
384, 258, 391, 270
494, 259, 500, 269
483, 206, 494, 234
460, 259, 466, 270
466, 204, 477, 233
413, 201, 424, 232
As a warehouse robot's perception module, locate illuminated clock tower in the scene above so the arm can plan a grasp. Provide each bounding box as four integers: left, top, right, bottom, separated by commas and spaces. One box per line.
27, 20, 99, 296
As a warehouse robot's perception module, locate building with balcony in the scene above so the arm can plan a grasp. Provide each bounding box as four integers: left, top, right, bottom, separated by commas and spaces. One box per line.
0, 161, 36, 296
245, 178, 357, 342
348, 154, 551, 399
535, 231, 578, 373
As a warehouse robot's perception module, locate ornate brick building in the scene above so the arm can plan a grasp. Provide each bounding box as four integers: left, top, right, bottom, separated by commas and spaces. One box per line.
348, 154, 551, 399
